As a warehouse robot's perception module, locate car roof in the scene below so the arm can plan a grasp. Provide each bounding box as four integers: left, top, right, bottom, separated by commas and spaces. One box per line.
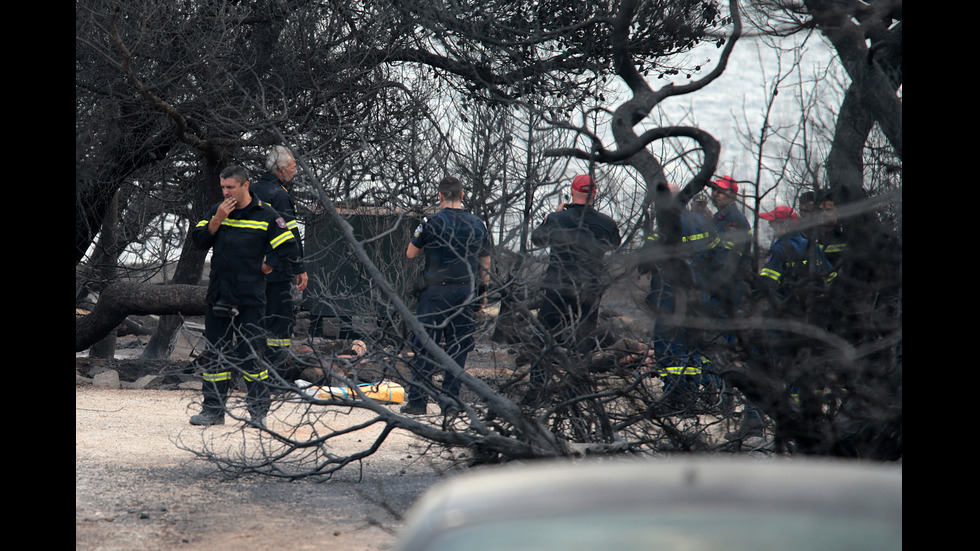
395, 456, 901, 551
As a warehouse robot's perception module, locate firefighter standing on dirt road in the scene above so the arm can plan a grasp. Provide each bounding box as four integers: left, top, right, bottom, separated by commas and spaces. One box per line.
249, 146, 309, 380
400, 176, 491, 416
188, 164, 304, 429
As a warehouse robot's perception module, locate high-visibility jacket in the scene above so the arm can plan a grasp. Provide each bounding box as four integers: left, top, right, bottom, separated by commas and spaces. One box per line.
758, 230, 835, 312
249, 172, 307, 284
713, 203, 752, 277
193, 197, 302, 308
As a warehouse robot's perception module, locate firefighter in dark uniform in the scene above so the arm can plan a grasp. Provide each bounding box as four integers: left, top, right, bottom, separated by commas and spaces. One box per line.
400, 176, 491, 416
638, 183, 721, 410
189, 165, 304, 428
528, 174, 621, 395
691, 191, 713, 220
249, 146, 309, 380
812, 189, 848, 271
798, 189, 848, 335
757, 206, 835, 315
708, 175, 753, 338
728, 205, 835, 440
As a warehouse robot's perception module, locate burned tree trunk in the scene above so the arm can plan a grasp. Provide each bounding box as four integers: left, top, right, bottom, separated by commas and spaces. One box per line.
141, 153, 225, 359
75, 282, 206, 352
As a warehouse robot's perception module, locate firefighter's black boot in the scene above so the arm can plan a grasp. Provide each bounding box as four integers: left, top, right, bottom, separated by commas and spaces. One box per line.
191, 376, 229, 426
189, 410, 226, 426
245, 376, 270, 429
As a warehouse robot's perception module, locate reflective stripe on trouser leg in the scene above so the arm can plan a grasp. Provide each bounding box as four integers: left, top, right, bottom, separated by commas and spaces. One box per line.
243, 368, 271, 417
661, 366, 703, 377
203, 371, 233, 383
201, 371, 231, 413
264, 280, 294, 371
242, 369, 269, 383
660, 365, 703, 398
205, 304, 271, 418
265, 338, 291, 372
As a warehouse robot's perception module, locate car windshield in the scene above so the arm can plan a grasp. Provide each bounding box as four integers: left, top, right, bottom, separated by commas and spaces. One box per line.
422, 508, 901, 551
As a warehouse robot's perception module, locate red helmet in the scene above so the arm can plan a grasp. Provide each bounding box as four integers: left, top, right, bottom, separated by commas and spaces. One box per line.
712, 176, 738, 194
759, 206, 798, 221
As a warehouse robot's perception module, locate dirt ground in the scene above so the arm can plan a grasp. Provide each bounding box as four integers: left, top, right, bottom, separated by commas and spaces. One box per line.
75, 276, 653, 550
75, 381, 475, 551
74, 323, 537, 551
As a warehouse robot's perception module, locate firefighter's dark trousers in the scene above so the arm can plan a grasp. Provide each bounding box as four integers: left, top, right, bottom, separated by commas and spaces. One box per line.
405, 284, 476, 410
263, 279, 295, 376
526, 288, 602, 393
200, 304, 270, 419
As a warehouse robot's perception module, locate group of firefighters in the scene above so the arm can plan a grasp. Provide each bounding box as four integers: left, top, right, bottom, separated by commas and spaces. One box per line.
187, 147, 847, 440
636, 179, 844, 438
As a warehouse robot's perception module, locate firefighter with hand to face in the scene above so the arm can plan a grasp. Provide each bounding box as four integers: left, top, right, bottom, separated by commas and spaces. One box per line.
526, 174, 621, 399
188, 165, 304, 429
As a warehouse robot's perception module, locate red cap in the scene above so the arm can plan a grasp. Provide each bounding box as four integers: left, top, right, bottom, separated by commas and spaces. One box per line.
571, 174, 596, 194
713, 176, 738, 194
759, 206, 798, 221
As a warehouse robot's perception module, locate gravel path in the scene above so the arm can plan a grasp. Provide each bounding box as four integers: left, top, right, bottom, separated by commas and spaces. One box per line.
75, 384, 459, 551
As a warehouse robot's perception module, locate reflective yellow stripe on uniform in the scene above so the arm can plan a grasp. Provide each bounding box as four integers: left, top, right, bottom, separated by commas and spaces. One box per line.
760, 267, 782, 282
661, 366, 702, 376
242, 369, 269, 382
722, 241, 743, 255
721, 228, 751, 255
193, 218, 272, 231
269, 230, 295, 249
203, 371, 232, 383
266, 338, 291, 348
222, 218, 269, 231
649, 232, 719, 249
